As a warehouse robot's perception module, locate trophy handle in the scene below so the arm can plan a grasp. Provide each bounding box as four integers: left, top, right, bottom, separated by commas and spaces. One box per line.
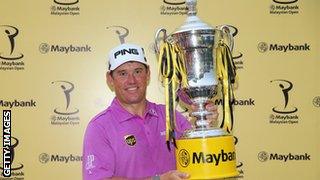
215, 25, 237, 133
217, 25, 234, 52
154, 28, 167, 55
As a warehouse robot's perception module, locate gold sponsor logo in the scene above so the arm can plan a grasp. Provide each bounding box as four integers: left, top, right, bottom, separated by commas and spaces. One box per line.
192, 150, 236, 165
124, 135, 136, 146
178, 149, 190, 167
178, 149, 236, 167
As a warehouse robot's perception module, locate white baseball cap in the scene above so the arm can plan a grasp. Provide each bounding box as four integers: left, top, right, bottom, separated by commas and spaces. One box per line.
108, 43, 147, 71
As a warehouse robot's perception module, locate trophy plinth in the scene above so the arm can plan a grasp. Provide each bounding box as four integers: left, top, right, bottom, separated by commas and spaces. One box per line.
155, 0, 239, 179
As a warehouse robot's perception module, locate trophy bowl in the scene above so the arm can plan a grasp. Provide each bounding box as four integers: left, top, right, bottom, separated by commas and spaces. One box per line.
170, 28, 218, 130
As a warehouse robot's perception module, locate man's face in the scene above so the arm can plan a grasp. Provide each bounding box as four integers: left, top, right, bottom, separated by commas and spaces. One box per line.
107, 61, 150, 106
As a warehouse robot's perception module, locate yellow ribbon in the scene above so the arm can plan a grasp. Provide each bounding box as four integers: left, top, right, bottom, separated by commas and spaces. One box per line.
216, 40, 237, 133
158, 42, 188, 147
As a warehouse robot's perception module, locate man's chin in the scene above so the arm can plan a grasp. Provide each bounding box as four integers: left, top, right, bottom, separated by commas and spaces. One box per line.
124, 97, 145, 105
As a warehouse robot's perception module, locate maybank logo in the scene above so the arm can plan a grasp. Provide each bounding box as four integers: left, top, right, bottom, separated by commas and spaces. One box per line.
0, 25, 25, 71
269, 79, 299, 124
178, 149, 190, 167
0, 99, 36, 108
258, 151, 311, 162
313, 96, 320, 107
215, 98, 255, 106
269, 0, 299, 15
160, 0, 187, 16
39, 43, 92, 54
258, 42, 310, 53
39, 153, 82, 164
51, 80, 80, 126
178, 149, 236, 167
50, 0, 80, 16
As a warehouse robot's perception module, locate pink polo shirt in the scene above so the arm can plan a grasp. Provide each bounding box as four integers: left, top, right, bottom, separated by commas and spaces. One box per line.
82, 98, 191, 180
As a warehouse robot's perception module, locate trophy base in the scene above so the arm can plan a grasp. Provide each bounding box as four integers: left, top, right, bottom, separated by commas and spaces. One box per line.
175, 131, 239, 179
181, 128, 228, 138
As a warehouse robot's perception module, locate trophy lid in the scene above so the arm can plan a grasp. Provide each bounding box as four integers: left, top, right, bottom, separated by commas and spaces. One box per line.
174, 0, 213, 33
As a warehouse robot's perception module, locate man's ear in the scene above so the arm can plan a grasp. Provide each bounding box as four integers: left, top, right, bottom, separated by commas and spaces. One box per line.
106, 72, 114, 91
146, 66, 151, 85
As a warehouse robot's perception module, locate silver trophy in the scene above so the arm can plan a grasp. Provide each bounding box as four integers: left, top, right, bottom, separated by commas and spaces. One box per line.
155, 0, 238, 179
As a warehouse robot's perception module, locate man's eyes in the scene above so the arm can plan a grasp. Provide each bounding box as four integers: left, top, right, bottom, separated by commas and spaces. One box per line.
134, 69, 143, 74
118, 71, 127, 76
116, 69, 144, 77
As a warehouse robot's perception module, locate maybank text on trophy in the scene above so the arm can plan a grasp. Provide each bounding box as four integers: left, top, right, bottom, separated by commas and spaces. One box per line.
155, 0, 239, 179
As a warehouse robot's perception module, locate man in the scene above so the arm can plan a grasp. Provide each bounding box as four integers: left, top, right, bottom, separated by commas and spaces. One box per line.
83, 43, 218, 180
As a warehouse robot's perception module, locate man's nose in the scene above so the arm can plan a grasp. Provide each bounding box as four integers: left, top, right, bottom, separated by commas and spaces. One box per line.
127, 73, 136, 83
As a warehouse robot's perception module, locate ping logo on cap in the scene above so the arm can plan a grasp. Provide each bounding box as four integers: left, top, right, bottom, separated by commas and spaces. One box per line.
114, 48, 139, 59
124, 135, 137, 146
108, 43, 147, 71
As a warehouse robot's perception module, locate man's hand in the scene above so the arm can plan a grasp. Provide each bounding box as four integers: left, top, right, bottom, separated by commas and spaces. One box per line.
204, 103, 219, 126
190, 102, 219, 127
160, 170, 189, 180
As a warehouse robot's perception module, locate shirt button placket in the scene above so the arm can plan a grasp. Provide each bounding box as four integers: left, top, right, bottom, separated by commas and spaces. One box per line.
143, 120, 158, 172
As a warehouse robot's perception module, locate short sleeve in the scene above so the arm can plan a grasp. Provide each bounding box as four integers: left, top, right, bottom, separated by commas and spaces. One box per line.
175, 111, 192, 136
82, 121, 115, 180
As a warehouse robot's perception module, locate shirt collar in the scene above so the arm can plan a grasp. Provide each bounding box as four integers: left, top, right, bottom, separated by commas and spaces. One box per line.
145, 101, 159, 117
110, 98, 158, 123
